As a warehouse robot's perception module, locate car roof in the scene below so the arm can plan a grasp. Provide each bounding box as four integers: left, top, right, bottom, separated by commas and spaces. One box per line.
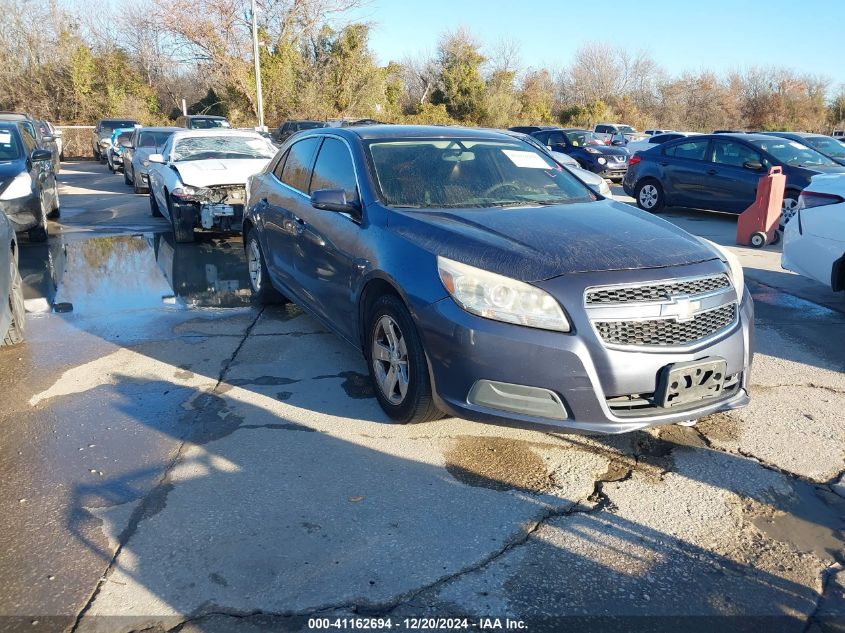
0, 113, 30, 121
186, 114, 226, 119
99, 118, 139, 123
331, 124, 518, 141
136, 126, 181, 132
0, 121, 22, 130
171, 129, 265, 140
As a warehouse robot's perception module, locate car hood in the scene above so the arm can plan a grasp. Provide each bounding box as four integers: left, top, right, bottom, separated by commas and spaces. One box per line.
591, 145, 629, 157
173, 158, 272, 187
388, 200, 717, 282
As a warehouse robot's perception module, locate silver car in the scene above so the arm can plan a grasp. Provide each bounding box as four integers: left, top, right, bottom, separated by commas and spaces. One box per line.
122, 127, 179, 194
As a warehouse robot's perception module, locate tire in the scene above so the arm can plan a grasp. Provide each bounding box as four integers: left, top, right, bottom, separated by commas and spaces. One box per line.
134, 180, 147, 195
770, 230, 781, 246
366, 294, 441, 424
635, 179, 665, 212
245, 230, 285, 304
124, 168, 131, 186
28, 225, 48, 242
780, 190, 800, 228
47, 204, 60, 220
93, 148, 100, 161
168, 196, 195, 243
2, 256, 25, 346
750, 231, 767, 248
149, 191, 163, 217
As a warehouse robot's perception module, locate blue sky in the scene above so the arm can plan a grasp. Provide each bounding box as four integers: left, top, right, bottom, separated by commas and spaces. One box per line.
353, 0, 844, 84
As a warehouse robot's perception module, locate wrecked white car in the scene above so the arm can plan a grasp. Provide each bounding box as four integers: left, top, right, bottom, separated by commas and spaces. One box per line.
147, 130, 277, 243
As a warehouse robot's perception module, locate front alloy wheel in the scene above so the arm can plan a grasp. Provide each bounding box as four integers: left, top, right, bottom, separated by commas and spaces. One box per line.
781, 193, 799, 227
371, 315, 409, 405
366, 294, 441, 424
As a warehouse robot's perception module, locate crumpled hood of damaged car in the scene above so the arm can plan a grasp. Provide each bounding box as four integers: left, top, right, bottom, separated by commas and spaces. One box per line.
174, 158, 271, 187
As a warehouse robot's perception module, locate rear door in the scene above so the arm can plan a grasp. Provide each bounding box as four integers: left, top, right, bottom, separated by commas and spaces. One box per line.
660, 139, 713, 208
705, 139, 764, 212
263, 136, 321, 289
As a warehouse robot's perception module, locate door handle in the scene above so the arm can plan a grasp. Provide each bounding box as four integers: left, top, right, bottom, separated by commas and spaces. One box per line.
707, 169, 717, 175
293, 215, 305, 225
659, 162, 669, 167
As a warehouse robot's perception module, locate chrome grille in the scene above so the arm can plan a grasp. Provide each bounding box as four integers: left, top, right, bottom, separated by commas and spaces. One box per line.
594, 303, 736, 347
586, 275, 730, 304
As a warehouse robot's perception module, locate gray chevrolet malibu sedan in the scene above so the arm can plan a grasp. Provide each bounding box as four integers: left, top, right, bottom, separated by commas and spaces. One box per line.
243, 126, 753, 433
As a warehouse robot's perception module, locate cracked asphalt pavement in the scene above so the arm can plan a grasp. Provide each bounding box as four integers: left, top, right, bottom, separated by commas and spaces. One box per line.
0, 164, 843, 633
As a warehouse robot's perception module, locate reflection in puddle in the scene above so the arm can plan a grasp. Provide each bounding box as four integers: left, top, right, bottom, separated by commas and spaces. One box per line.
18, 233, 254, 315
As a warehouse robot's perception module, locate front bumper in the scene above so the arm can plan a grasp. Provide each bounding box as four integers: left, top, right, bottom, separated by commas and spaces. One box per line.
416, 262, 753, 434
1, 194, 41, 232
172, 201, 244, 233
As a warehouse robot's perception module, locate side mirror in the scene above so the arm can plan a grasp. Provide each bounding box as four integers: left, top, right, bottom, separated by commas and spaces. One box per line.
148, 153, 165, 164
41, 135, 55, 143
311, 189, 358, 214
743, 160, 764, 170
30, 149, 52, 162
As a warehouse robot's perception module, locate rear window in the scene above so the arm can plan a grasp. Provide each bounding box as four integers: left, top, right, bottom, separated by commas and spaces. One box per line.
137, 131, 174, 149
664, 140, 710, 161
0, 128, 21, 161
101, 120, 137, 132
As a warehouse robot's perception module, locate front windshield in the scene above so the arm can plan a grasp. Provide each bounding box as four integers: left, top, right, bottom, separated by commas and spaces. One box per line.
102, 121, 136, 133
0, 128, 21, 161
565, 131, 603, 147
172, 135, 277, 162
189, 118, 230, 129
138, 131, 174, 150
803, 136, 845, 160
367, 138, 594, 209
750, 139, 838, 168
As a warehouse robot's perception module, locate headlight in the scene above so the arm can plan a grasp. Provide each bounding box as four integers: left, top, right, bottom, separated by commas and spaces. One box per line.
597, 157, 607, 165
437, 256, 570, 332
99, 139, 110, 147
699, 238, 745, 299
585, 147, 601, 154
171, 185, 200, 200
0, 173, 33, 200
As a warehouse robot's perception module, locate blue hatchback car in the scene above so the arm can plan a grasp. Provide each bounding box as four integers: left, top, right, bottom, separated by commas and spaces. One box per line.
243, 126, 753, 434
623, 133, 845, 224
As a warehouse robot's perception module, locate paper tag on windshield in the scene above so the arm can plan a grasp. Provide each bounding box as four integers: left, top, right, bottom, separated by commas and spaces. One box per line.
0, 131, 11, 145
501, 150, 550, 169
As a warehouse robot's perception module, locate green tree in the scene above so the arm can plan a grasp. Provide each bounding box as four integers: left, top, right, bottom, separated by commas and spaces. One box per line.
431, 28, 487, 122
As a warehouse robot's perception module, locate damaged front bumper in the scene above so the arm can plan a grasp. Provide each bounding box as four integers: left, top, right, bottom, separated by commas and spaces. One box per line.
171, 184, 246, 233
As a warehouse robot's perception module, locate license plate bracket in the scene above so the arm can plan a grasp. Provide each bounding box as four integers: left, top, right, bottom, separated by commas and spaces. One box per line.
656, 358, 727, 408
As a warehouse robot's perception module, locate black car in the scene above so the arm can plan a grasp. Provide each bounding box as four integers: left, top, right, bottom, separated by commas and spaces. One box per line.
273, 120, 328, 143
623, 133, 845, 224
761, 132, 845, 166
243, 125, 753, 433
531, 128, 630, 181
176, 114, 231, 129
0, 211, 24, 345
0, 121, 59, 241
507, 125, 557, 135
92, 118, 140, 161
0, 112, 60, 174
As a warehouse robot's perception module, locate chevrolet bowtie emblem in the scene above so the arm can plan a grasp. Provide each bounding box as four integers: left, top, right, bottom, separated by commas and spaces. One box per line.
661, 295, 701, 322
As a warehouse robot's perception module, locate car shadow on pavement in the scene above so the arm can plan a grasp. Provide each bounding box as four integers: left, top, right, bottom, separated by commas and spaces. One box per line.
55, 369, 843, 633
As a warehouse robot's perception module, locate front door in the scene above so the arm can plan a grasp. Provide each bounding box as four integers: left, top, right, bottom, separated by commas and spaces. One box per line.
705, 140, 764, 213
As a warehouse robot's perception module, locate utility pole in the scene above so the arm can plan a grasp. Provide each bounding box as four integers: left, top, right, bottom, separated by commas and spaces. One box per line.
251, 0, 265, 131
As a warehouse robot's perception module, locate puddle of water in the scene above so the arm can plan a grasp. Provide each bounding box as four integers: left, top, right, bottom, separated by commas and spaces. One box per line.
444, 436, 551, 494
749, 280, 844, 321
750, 482, 845, 563
17, 232, 254, 315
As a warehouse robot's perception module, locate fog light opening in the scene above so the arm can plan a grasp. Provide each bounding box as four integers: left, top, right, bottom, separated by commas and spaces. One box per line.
468, 380, 568, 421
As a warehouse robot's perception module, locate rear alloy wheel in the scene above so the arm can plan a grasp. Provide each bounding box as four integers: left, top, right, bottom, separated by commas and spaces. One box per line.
780, 191, 800, 228
3, 256, 25, 346
367, 294, 441, 424
245, 231, 285, 304
635, 180, 665, 212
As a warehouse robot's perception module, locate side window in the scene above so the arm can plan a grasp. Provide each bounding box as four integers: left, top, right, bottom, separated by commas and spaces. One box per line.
309, 138, 358, 202
664, 140, 709, 161
546, 132, 566, 146
20, 127, 35, 154
595, 125, 608, 134
280, 137, 320, 192
272, 150, 289, 180
711, 140, 761, 168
